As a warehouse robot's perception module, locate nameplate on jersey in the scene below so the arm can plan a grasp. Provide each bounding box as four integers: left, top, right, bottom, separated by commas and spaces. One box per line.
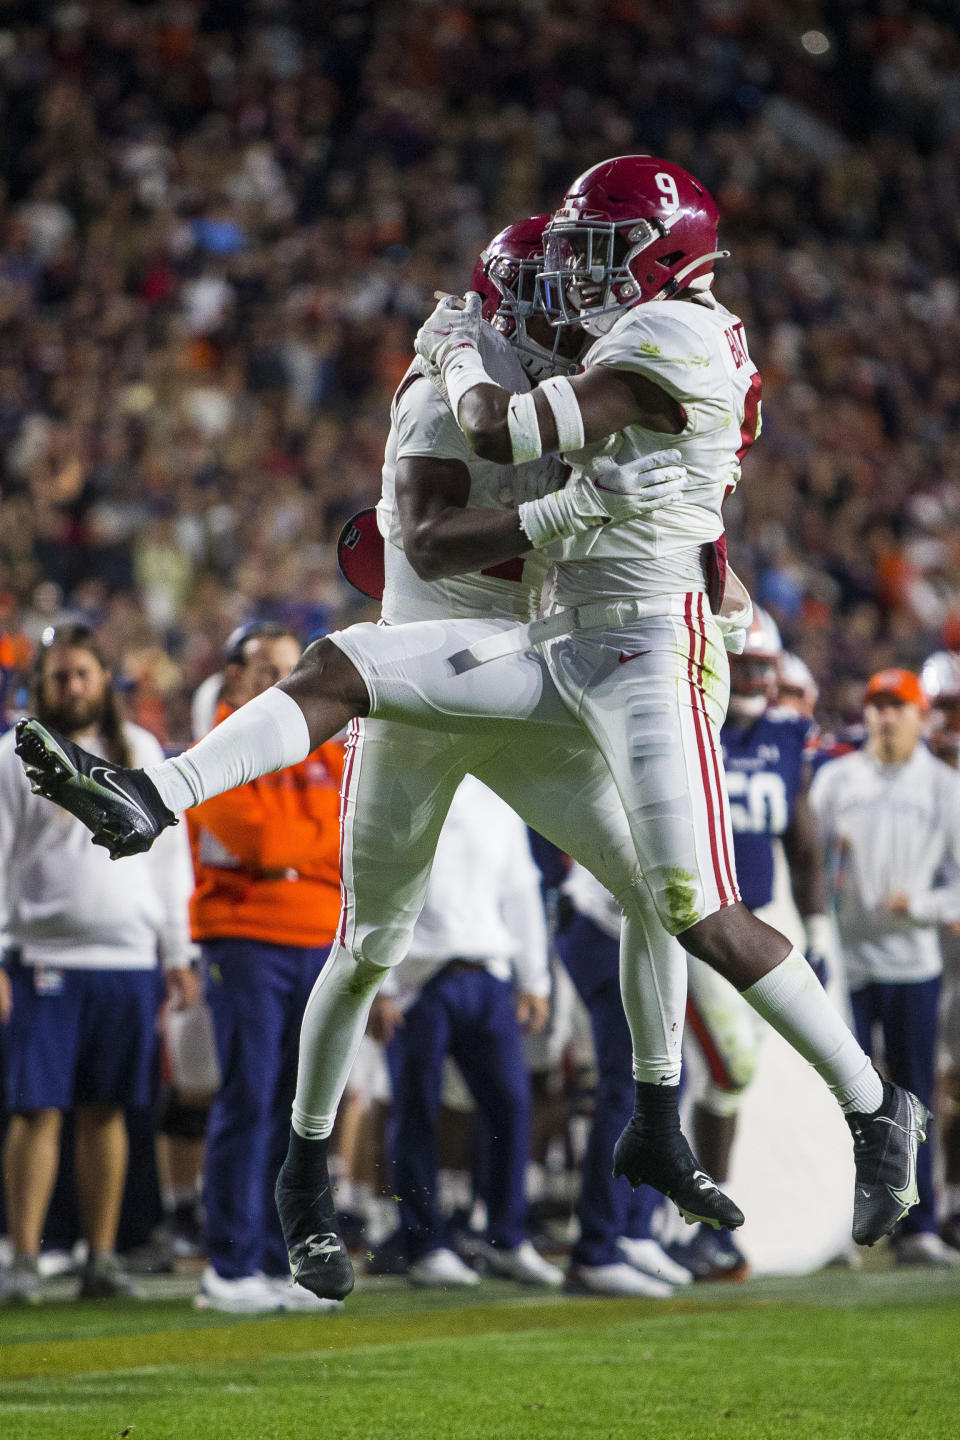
337, 508, 385, 601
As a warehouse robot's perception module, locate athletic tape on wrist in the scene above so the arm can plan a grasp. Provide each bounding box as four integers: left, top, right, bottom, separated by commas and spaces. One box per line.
441, 343, 493, 422
518, 491, 564, 549
537, 375, 585, 453
507, 391, 543, 463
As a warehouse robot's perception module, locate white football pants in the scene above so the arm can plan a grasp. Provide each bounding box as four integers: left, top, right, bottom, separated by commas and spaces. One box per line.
292, 714, 688, 1134
331, 591, 740, 934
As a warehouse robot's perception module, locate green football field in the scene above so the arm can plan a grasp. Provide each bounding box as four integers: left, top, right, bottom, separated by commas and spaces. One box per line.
2, 1266, 959, 1440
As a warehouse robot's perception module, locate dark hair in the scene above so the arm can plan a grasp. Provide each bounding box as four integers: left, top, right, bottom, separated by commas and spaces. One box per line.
224, 620, 301, 666
30, 624, 133, 768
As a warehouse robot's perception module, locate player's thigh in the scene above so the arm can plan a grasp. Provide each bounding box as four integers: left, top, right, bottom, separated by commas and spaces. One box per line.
546, 597, 738, 934
474, 730, 643, 906
339, 719, 488, 965
330, 617, 577, 732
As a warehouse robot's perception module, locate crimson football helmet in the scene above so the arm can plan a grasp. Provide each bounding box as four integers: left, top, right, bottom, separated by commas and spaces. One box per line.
539, 155, 728, 335
470, 216, 583, 381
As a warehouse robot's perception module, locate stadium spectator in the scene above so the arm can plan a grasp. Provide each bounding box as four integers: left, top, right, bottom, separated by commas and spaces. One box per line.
0, 624, 196, 1301
367, 776, 562, 1289
810, 668, 960, 1266
188, 622, 345, 1312
0, 3, 958, 743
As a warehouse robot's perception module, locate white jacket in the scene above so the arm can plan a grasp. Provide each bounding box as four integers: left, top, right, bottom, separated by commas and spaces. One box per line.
0, 722, 195, 971
809, 743, 960, 988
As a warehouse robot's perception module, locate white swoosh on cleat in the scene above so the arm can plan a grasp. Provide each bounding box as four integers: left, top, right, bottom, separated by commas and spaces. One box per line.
294, 1232, 341, 1272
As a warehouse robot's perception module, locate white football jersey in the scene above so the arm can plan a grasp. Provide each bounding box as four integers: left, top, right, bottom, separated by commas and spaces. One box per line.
379, 325, 560, 624
549, 296, 761, 606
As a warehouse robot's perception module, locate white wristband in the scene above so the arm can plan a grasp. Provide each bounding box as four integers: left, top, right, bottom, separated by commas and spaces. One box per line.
803, 913, 832, 952
440, 342, 495, 422
537, 375, 585, 453
518, 480, 603, 550
507, 391, 543, 463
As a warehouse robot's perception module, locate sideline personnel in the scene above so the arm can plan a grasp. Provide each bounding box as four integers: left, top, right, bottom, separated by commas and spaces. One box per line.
0, 625, 196, 1302
810, 668, 960, 1267
188, 624, 346, 1312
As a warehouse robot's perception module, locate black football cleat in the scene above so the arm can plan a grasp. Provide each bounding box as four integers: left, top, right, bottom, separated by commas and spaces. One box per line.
15, 718, 176, 859
612, 1121, 745, 1231
847, 1081, 930, 1246
275, 1164, 355, 1301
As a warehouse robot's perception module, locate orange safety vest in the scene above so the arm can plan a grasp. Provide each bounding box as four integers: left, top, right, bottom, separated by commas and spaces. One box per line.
188, 702, 345, 948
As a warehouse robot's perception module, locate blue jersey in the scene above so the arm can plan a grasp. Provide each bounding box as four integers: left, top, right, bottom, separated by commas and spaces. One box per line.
722, 711, 813, 910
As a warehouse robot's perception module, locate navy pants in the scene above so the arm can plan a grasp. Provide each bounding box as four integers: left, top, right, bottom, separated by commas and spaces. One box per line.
849, 976, 941, 1236
557, 913, 660, 1267
388, 965, 531, 1260
203, 938, 331, 1279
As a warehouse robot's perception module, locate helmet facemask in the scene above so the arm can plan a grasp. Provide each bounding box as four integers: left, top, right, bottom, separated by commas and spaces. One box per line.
485, 250, 584, 380
538, 213, 726, 336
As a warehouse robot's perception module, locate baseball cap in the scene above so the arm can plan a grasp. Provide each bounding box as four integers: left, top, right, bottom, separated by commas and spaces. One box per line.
864, 668, 929, 711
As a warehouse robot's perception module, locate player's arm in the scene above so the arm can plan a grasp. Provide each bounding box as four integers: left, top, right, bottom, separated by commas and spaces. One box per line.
460, 365, 684, 464
397, 447, 687, 581
415, 293, 683, 464
782, 780, 831, 981
395, 454, 532, 581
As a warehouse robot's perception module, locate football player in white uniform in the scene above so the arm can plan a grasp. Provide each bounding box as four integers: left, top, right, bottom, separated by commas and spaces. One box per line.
287, 217, 705, 1293
19, 158, 929, 1294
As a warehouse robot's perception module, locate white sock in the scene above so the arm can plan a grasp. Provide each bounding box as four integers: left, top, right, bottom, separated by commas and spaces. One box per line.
147, 687, 311, 812
742, 948, 883, 1114
291, 943, 388, 1141
619, 906, 685, 1086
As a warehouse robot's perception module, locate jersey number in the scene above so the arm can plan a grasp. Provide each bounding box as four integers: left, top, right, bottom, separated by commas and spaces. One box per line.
726, 770, 788, 836
655, 172, 680, 213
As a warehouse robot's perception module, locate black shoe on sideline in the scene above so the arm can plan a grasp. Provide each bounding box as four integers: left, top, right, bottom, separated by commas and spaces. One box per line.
15, 719, 176, 859
612, 1121, 745, 1231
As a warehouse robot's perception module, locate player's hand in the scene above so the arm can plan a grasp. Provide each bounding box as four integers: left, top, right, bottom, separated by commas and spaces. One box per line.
575, 448, 687, 524
803, 913, 832, 987
516, 991, 550, 1034
166, 966, 199, 1011
414, 291, 483, 372
885, 892, 912, 917
368, 993, 404, 1045
0, 967, 12, 1024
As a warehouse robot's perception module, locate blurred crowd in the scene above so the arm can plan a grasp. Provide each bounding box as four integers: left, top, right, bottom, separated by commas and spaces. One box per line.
0, 0, 959, 739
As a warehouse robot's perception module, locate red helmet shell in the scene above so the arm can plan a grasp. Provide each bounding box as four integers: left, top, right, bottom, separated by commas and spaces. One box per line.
470, 215, 551, 323
549, 155, 721, 313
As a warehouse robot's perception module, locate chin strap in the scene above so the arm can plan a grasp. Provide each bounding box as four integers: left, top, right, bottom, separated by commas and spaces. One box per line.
660, 250, 730, 300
